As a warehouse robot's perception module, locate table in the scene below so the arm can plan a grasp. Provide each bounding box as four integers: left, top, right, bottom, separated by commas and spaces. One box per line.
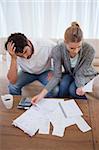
0, 96, 99, 150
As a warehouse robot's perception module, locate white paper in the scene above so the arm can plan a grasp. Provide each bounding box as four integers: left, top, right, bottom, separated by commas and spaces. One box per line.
38, 118, 50, 134
52, 117, 76, 137
37, 98, 64, 114
50, 104, 66, 137
52, 125, 65, 137
12, 98, 91, 137
59, 99, 83, 117
49, 103, 76, 137
74, 116, 91, 132
83, 78, 95, 92
13, 105, 49, 136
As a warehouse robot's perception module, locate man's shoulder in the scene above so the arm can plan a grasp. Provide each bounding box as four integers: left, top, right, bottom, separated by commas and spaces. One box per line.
32, 38, 57, 47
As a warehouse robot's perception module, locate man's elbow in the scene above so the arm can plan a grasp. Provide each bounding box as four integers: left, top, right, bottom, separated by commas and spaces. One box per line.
7, 75, 17, 84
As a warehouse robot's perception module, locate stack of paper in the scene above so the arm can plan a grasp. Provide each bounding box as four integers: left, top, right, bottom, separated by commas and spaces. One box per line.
12, 99, 91, 137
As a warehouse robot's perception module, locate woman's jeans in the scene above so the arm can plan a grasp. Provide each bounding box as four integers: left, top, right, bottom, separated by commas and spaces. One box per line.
8, 70, 59, 97
58, 74, 87, 99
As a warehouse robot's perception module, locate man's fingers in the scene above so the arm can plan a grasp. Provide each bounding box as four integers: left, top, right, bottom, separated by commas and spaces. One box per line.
7, 42, 15, 51
13, 46, 16, 52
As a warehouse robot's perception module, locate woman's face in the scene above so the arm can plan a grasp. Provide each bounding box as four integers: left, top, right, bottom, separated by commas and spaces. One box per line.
66, 41, 82, 57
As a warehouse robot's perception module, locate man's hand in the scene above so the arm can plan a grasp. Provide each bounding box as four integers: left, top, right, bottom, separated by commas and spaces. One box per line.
7, 41, 17, 59
76, 87, 85, 96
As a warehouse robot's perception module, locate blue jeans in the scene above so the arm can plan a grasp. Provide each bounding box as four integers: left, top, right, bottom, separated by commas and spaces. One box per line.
8, 70, 59, 97
58, 74, 87, 99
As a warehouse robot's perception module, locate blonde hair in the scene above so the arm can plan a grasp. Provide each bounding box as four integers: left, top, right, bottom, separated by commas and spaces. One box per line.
64, 22, 83, 43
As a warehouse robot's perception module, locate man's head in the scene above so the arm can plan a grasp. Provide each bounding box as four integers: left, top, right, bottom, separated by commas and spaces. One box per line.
5, 33, 34, 59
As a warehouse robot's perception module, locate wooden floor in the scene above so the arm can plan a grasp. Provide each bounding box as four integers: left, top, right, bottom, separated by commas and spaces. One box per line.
0, 96, 99, 150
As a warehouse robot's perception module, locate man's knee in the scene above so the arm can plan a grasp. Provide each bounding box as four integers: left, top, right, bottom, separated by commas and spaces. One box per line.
8, 83, 21, 95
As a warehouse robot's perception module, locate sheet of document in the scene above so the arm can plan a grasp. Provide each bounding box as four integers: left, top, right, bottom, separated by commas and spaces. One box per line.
59, 99, 83, 117
83, 78, 95, 92
37, 98, 64, 114
74, 116, 91, 132
38, 117, 50, 134
13, 105, 50, 136
49, 103, 76, 137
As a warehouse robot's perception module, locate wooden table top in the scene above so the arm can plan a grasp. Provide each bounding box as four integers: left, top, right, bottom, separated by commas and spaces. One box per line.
0, 96, 99, 150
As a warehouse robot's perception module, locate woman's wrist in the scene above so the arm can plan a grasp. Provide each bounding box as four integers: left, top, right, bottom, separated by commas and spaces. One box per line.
40, 88, 48, 97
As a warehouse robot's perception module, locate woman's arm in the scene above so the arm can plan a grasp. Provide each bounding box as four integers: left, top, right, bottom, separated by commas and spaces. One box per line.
31, 45, 62, 104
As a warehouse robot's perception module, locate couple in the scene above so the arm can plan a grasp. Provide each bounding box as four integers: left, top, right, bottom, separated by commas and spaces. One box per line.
5, 22, 98, 104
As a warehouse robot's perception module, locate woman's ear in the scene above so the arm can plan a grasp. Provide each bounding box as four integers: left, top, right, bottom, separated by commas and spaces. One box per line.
64, 39, 66, 43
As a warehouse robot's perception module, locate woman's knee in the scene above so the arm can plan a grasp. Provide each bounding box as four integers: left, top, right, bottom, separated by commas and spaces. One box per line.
46, 86, 59, 98
59, 74, 73, 97
69, 82, 77, 97
69, 82, 87, 99
60, 74, 73, 89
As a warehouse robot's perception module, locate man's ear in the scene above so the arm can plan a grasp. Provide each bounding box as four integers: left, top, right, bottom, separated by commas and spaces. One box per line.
27, 40, 31, 47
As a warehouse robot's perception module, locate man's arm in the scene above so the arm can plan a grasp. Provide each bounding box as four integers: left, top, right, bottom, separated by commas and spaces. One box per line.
7, 42, 18, 84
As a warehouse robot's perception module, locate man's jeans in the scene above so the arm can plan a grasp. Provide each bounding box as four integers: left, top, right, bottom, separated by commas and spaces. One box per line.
58, 74, 87, 99
8, 70, 59, 97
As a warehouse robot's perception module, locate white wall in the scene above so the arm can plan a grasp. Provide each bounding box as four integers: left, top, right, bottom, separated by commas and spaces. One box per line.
0, 0, 99, 38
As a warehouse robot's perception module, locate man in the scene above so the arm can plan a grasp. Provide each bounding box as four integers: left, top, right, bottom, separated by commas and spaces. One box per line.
5, 33, 58, 96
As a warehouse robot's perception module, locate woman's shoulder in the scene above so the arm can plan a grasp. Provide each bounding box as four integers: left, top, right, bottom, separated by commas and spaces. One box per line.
52, 42, 65, 52
51, 42, 65, 58
82, 41, 95, 53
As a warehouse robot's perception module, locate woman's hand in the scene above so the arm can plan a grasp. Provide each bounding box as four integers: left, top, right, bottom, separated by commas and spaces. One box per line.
76, 87, 85, 96
31, 89, 48, 104
47, 71, 53, 81
31, 94, 43, 104
7, 41, 17, 59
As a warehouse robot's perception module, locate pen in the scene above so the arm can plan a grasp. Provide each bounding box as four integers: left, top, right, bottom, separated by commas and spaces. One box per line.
33, 103, 41, 110
58, 102, 67, 118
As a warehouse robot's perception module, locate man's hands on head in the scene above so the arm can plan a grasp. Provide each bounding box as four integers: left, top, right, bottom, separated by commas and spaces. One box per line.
7, 41, 17, 59
7, 41, 18, 84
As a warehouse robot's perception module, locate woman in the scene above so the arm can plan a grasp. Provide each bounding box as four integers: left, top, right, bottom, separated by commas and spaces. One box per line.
32, 22, 98, 104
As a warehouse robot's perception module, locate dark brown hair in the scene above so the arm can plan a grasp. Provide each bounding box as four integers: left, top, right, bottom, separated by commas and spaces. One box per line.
5, 33, 34, 54
64, 22, 83, 43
